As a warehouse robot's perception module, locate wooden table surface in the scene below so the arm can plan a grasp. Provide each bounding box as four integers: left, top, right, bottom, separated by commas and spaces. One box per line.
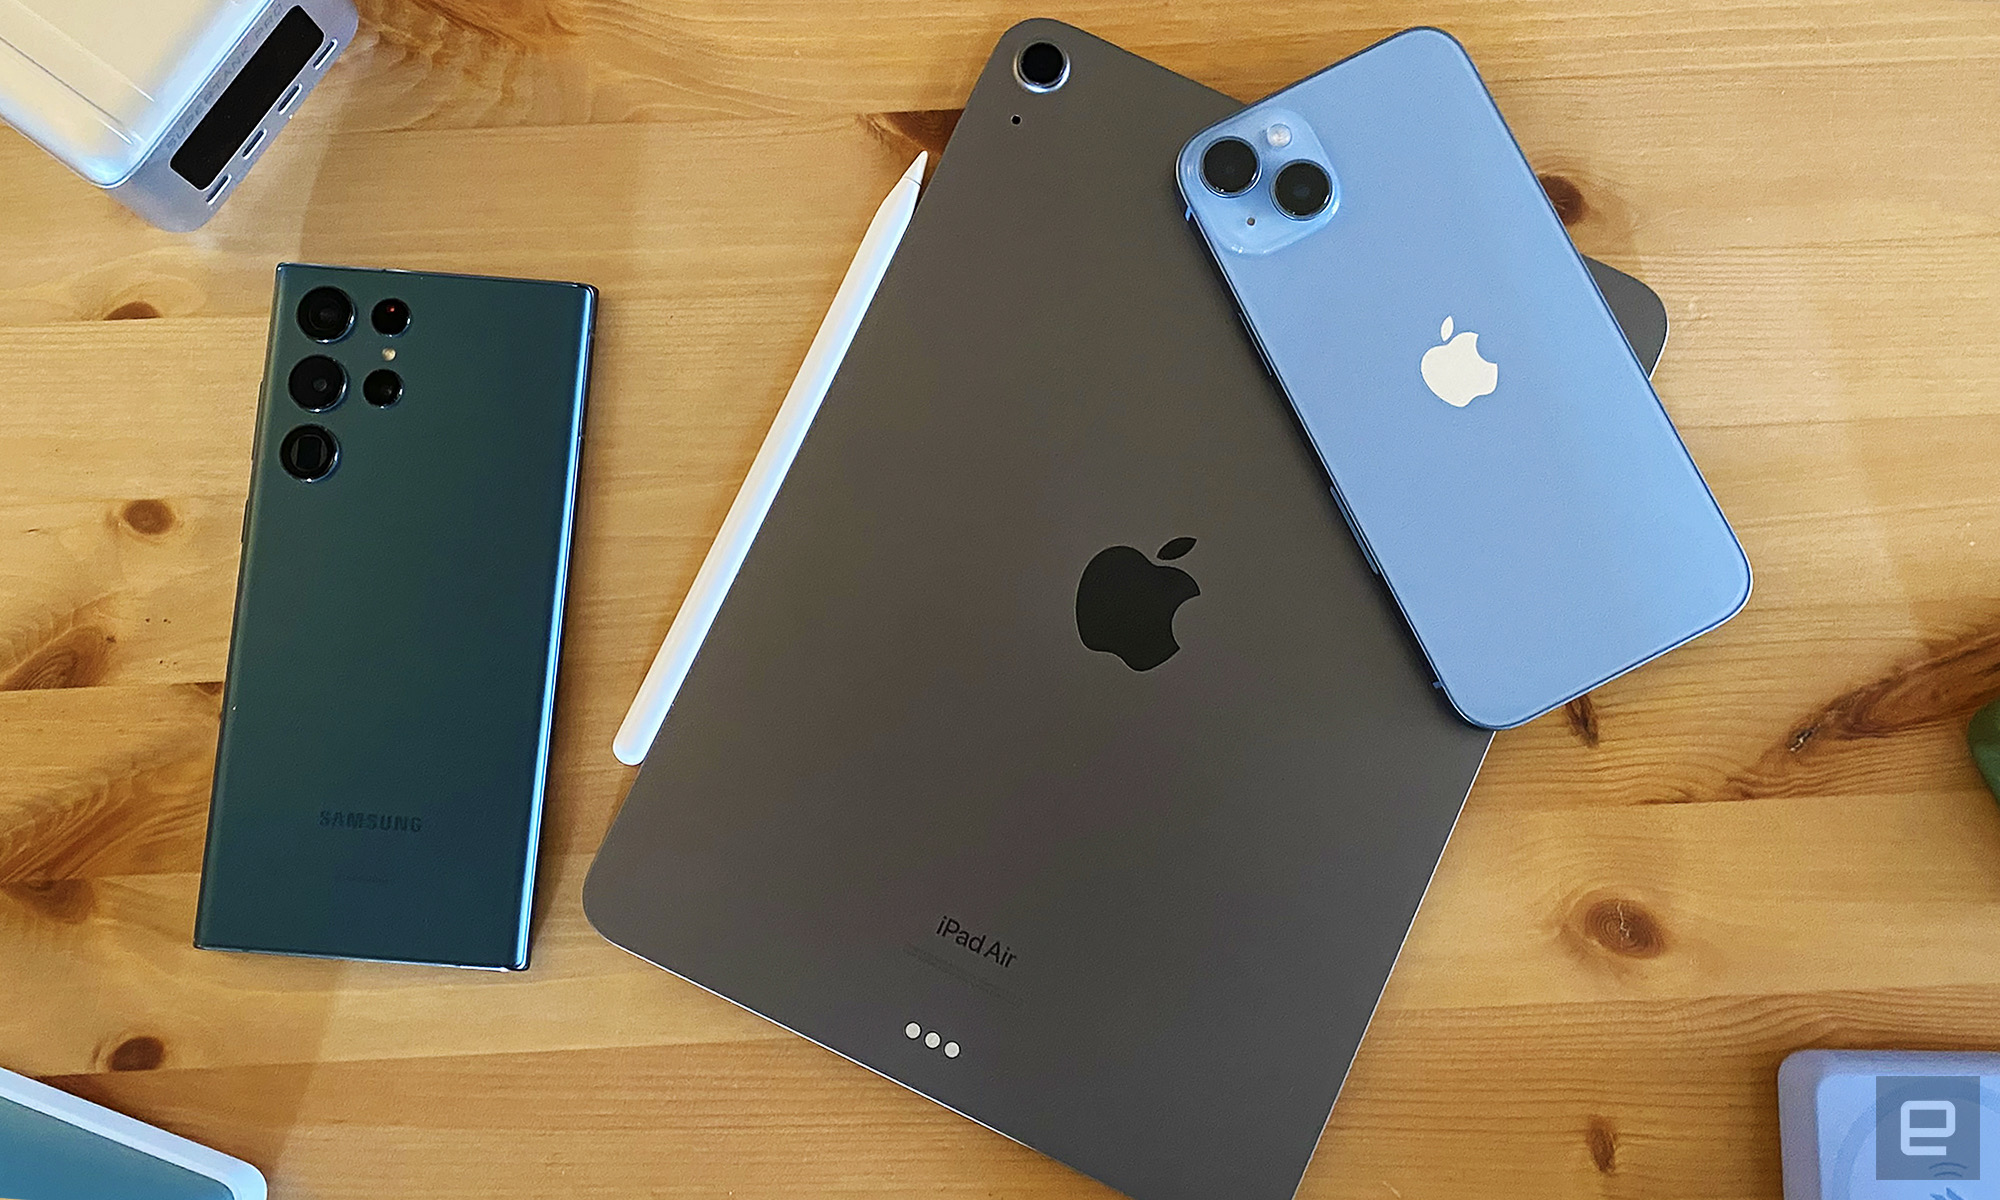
3, 1, 1999, 1196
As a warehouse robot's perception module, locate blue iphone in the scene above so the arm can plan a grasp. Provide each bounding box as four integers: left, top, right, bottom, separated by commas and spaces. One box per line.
1178, 28, 1750, 729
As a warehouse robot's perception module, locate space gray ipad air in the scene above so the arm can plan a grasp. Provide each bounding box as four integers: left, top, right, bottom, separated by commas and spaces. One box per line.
586, 21, 1663, 1200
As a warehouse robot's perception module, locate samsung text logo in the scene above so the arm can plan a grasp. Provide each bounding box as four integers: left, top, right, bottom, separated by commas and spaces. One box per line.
319, 810, 425, 833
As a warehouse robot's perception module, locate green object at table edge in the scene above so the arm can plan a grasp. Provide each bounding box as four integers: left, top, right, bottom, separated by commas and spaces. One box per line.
1967, 695, 2000, 803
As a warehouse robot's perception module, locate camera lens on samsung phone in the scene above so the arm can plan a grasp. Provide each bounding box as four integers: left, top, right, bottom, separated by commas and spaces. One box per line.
363, 369, 403, 407
1016, 41, 1067, 91
1201, 137, 1259, 196
1274, 161, 1333, 219
298, 287, 354, 341
371, 298, 411, 335
288, 355, 347, 411
281, 425, 339, 481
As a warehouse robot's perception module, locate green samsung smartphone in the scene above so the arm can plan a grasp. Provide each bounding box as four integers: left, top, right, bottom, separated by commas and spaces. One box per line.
195, 263, 595, 970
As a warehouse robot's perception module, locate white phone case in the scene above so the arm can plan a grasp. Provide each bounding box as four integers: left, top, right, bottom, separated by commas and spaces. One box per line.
0, 1064, 266, 1198
0, 0, 357, 229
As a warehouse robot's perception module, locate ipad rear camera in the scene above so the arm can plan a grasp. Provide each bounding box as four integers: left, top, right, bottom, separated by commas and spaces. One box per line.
298, 287, 354, 341
280, 425, 339, 481
1015, 41, 1067, 92
1201, 138, 1259, 196
288, 355, 347, 411
1274, 161, 1333, 219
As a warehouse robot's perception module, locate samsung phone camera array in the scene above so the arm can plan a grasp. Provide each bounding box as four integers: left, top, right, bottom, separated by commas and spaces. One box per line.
281, 287, 409, 480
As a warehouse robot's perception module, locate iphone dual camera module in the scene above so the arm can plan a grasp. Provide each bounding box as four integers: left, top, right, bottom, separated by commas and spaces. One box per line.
1182, 109, 1339, 255
280, 286, 410, 480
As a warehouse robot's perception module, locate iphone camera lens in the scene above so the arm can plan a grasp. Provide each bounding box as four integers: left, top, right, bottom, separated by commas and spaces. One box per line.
1201, 138, 1259, 196
298, 287, 354, 341
288, 355, 347, 411
1274, 161, 1333, 219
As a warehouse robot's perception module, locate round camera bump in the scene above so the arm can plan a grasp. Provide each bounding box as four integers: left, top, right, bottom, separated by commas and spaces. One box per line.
297, 286, 354, 342
280, 425, 340, 482
288, 355, 347, 411
1015, 41, 1068, 92
371, 298, 411, 336
363, 369, 403, 407
1200, 137, 1260, 196
1273, 160, 1333, 219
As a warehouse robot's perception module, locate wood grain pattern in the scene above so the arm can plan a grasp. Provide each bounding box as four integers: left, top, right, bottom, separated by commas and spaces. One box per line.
1, 2, 1997, 1197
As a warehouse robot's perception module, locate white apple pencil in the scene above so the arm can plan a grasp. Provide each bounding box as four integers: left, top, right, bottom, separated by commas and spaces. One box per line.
613, 151, 927, 766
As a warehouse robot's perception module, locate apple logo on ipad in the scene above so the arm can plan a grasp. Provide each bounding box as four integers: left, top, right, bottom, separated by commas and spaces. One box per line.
1420, 316, 1498, 407
1076, 538, 1200, 671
